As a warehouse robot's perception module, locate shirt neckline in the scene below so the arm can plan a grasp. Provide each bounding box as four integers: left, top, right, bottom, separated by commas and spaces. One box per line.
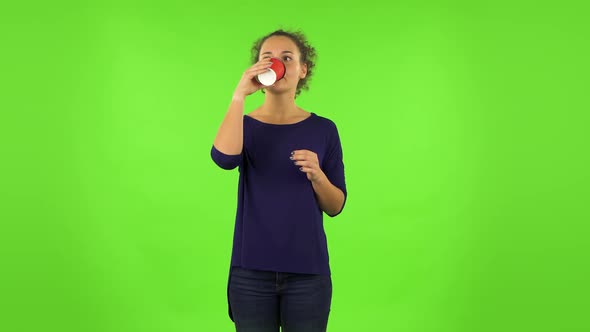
245, 112, 316, 127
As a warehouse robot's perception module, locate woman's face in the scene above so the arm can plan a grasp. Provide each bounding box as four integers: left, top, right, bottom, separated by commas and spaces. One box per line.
258, 36, 307, 94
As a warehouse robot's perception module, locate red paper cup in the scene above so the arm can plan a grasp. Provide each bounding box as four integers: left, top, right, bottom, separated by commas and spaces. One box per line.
255, 57, 286, 86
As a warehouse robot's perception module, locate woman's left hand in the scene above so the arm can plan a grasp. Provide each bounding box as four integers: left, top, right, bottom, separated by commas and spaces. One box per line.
290, 149, 326, 183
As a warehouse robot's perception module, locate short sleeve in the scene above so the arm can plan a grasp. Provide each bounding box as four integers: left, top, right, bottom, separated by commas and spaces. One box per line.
322, 121, 347, 217
211, 145, 242, 170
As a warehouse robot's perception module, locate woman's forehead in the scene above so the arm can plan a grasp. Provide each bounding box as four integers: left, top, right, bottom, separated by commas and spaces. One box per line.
260, 36, 298, 54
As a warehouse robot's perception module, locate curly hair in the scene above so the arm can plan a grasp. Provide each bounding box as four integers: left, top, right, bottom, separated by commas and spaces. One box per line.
250, 29, 317, 98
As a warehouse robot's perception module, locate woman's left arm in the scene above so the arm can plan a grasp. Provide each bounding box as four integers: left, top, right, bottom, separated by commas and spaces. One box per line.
291, 150, 346, 216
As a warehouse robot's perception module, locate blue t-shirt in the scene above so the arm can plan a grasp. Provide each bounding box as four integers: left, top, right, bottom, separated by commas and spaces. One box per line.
211, 112, 347, 276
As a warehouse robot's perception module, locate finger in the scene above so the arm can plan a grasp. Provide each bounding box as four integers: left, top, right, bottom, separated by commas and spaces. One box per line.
255, 61, 274, 69
291, 150, 311, 160
290, 154, 305, 161
246, 67, 272, 79
246, 62, 273, 75
298, 166, 315, 173
292, 151, 319, 163
291, 155, 314, 162
293, 160, 316, 168
296, 150, 317, 159
247, 64, 272, 74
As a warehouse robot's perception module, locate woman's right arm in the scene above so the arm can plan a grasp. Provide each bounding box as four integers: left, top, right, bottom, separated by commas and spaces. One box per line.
212, 95, 246, 155
212, 59, 273, 155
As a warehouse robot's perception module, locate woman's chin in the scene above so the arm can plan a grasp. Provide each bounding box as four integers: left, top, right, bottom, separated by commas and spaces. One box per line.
267, 80, 289, 91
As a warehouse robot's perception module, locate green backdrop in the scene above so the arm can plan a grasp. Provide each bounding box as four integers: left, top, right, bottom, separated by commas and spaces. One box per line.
1, 1, 588, 331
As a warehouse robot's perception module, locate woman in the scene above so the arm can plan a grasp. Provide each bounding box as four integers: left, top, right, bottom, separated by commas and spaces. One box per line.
210, 29, 347, 332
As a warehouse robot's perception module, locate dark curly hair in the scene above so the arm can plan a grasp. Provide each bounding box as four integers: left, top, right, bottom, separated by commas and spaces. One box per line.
250, 29, 317, 99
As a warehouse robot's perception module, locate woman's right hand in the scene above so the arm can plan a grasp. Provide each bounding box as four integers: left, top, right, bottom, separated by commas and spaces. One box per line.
233, 59, 274, 100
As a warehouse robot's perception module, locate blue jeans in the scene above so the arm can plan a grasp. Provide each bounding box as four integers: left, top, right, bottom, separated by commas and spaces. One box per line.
228, 266, 332, 332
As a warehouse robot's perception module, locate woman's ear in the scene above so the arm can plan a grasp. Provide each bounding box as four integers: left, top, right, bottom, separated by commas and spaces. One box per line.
300, 63, 308, 79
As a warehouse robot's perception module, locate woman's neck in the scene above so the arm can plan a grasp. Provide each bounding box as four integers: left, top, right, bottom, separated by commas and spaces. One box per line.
259, 91, 301, 117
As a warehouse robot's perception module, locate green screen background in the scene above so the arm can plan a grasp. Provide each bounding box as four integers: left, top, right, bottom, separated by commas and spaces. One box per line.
1, 1, 588, 331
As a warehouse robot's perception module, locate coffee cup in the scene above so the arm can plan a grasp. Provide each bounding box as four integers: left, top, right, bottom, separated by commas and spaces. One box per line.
254, 57, 286, 86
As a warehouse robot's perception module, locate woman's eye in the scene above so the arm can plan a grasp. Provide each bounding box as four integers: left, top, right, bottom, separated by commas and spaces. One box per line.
284, 56, 291, 61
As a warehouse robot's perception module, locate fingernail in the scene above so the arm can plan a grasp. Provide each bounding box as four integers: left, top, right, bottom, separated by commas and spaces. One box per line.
289, 156, 293, 160
299, 167, 303, 171
290, 151, 294, 155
